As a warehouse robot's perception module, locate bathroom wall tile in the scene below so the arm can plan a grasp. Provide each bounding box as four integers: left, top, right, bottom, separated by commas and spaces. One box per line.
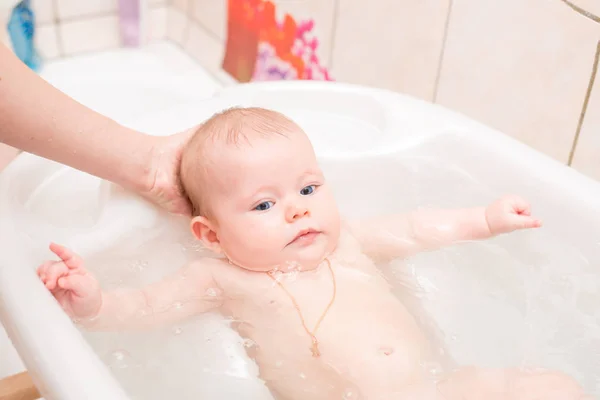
570, 56, 600, 180
436, 0, 600, 164
330, 0, 450, 100
33, 0, 55, 24
56, 0, 118, 20
59, 15, 121, 55
190, 0, 226, 41
560, 0, 600, 17
172, 0, 189, 12
184, 22, 223, 76
149, 5, 167, 40
166, 6, 189, 45
36, 23, 61, 59
0, 8, 12, 48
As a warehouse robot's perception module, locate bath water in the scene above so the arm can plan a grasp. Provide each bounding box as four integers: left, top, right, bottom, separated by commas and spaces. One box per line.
72, 141, 600, 399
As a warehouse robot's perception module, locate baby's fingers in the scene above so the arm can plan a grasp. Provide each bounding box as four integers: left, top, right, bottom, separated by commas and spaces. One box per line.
58, 274, 97, 298
44, 262, 70, 291
513, 215, 543, 230
37, 261, 54, 282
49, 243, 83, 270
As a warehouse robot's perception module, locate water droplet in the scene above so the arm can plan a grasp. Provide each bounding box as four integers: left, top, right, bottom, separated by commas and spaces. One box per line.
421, 361, 443, 377
130, 260, 148, 272
205, 287, 220, 297
173, 327, 183, 335
107, 349, 131, 369
299, 372, 306, 380
243, 338, 256, 348
342, 389, 357, 399
136, 308, 150, 317
275, 360, 283, 368
173, 302, 183, 310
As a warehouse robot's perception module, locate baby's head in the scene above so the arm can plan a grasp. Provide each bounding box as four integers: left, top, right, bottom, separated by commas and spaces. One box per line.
181, 107, 341, 272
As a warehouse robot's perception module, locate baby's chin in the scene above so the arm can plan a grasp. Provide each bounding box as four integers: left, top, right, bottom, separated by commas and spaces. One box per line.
226, 234, 337, 273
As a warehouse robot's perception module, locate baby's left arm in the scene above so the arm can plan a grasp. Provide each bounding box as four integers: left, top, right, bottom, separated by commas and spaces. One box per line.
347, 195, 542, 262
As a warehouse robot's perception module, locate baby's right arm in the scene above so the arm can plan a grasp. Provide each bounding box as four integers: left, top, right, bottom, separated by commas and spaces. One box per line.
37, 243, 223, 331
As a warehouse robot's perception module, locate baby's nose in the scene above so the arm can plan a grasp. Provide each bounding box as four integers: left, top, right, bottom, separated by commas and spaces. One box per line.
286, 205, 310, 222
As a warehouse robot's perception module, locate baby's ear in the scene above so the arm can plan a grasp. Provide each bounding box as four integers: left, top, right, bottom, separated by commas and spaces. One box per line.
190, 216, 222, 254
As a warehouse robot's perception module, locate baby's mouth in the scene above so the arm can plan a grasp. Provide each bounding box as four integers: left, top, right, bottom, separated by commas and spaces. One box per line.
288, 228, 321, 246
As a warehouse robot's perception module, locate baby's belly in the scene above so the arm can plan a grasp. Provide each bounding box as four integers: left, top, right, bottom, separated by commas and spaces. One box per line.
318, 293, 433, 388
234, 288, 432, 398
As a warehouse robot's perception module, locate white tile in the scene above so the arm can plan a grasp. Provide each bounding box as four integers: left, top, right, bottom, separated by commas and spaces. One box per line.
0, 8, 11, 48
59, 15, 121, 55
36, 23, 60, 59
166, 6, 188, 45
33, 0, 55, 24
190, 0, 226, 40
184, 22, 223, 75
56, 0, 118, 20
149, 6, 167, 40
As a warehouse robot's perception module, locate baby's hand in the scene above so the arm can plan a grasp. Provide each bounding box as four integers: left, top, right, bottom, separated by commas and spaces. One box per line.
485, 195, 543, 235
37, 243, 102, 320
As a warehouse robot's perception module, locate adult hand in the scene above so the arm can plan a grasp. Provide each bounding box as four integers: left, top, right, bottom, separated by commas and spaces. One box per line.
143, 127, 196, 216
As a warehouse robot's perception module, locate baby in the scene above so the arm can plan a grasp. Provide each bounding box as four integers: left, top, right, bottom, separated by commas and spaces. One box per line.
37, 107, 589, 400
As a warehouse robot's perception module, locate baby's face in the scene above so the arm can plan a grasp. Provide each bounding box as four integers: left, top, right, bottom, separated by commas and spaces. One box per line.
197, 130, 340, 272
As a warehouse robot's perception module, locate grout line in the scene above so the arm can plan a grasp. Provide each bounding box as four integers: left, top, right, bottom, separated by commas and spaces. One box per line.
567, 40, 600, 166
166, 38, 234, 86
326, 0, 340, 70
559, 0, 600, 24
432, 0, 454, 103
51, 0, 65, 57
56, 3, 166, 25
189, 16, 222, 43
57, 11, 117, 24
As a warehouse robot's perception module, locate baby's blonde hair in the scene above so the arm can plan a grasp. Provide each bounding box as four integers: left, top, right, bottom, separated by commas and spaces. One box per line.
180, 107, 301, 217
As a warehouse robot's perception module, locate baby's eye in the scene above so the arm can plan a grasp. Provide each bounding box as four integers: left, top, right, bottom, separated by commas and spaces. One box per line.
254, 201, 274, 211
300, 185, 317, 196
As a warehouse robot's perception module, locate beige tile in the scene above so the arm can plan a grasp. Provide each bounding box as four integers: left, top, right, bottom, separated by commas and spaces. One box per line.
167, 6, 189, 45
59, 15, 120, 55
33, 0, 55, 24
0, 144, 20, 172
436, 0, 600, 164
56, 0, 118, 20
190, 0, 226, 40
172, 0, 189, 12
36, 24, 60, 59
149, 5, 167, 40
331, 0, 450, 100
184, 22, 223, 76
570, 45, 600, 180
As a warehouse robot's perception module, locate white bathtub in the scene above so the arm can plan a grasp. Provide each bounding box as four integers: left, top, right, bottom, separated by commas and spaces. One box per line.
1, 77, 600, 397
